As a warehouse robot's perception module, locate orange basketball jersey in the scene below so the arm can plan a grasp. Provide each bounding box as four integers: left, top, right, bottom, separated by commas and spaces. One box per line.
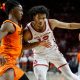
0, 20, 24, 80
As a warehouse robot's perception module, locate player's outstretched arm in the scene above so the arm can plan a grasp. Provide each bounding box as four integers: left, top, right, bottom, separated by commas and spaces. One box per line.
49, 19, 80, 30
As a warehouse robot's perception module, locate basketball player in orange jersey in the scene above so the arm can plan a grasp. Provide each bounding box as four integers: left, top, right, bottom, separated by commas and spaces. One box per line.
23, 5, 80, 80
0, 0, 29, 80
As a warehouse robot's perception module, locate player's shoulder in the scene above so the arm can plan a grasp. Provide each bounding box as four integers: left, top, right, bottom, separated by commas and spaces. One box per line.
49, 19, 59, 25
48, 19, 58, 29
2, 21, 13, 27
49, 19, 58, 22
23, 22, 31, 34
25, 22, 31, 30
1, 21, 14, 31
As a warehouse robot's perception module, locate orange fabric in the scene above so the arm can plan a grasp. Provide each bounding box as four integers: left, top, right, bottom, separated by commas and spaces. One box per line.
77, 52, 80, 63
0, 20, 24, 80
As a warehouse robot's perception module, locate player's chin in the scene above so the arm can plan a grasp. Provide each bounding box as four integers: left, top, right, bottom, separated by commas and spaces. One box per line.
19, 16, 23, 20
18, 17, 22, 21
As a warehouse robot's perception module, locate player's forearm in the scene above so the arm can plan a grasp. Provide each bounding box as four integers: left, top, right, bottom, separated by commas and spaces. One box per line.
70, 23, 80, 29
22, 42, 40, 50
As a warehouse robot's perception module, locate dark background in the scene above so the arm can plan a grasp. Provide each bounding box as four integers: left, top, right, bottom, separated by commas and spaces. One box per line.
0, 0, 80, 25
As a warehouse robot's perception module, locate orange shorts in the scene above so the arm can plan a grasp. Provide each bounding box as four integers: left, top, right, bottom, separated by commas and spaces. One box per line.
0, 59, 24, 80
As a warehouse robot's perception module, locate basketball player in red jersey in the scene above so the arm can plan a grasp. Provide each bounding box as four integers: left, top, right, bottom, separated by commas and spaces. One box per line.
23, 5, 80, 80
77, 34, 80, 78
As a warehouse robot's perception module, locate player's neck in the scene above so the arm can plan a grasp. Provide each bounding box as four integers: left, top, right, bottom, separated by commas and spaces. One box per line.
9, 14, 18, 24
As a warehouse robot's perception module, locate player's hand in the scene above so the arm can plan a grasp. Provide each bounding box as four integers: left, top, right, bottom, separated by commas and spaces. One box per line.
0, 55, 6, 66
39, 41, 52, 48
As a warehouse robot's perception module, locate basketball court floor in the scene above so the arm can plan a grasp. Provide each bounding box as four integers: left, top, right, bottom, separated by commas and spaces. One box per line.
26, 71, 67, 80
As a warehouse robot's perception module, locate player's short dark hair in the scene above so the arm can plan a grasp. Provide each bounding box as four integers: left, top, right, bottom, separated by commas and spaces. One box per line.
28, 5, 49, 20
5, 0, 20, 15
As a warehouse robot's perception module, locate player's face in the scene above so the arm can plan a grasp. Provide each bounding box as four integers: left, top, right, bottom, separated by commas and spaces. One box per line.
12, 5, 23, 21
33, 13, 46, 28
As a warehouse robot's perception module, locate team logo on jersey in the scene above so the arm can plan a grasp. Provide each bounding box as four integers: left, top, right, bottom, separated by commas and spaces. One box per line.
43, 35, 49, 40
